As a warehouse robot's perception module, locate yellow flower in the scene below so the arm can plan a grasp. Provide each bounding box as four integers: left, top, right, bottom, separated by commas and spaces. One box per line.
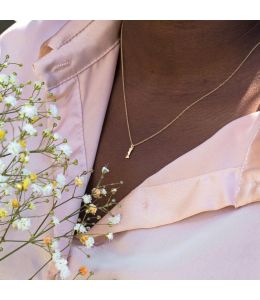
0, 129, 6, 140
19, 139, 27, 148
78, 266, 88, 276
91, 188, 102, 199
52, 180, 57, 188
19, 153, 26, 163
29, 173, 37, 182
15, 183, 23, 191
28, 202, 36, 210
86, 204, 97, 215
22, 177, 31, 191
74, 176, 83, 187
0, 208, 8, 218
79, 234, 88, 244
31, 116, 39, 124
11, 198, 19, 208
43, 236, 52, 246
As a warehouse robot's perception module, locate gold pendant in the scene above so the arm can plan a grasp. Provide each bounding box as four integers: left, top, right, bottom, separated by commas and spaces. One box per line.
125, 144, 134, 159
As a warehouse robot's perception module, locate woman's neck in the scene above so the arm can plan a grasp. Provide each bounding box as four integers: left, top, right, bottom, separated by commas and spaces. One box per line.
121, 21, 260, 92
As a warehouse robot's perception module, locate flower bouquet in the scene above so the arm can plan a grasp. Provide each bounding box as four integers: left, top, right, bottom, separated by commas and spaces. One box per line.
0, 55, 122, 280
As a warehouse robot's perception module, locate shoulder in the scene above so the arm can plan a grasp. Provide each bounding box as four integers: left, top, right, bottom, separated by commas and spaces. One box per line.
0, 21, 67, 82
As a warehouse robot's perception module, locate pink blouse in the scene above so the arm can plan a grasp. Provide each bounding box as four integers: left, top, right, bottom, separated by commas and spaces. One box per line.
0, 20, 260, 279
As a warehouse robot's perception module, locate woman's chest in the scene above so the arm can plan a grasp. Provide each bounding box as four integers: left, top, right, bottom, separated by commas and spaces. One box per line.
85, 56, 260, 204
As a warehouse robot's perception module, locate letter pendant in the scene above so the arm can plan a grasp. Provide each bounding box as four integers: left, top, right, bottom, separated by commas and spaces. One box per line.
125, 144, 134, 159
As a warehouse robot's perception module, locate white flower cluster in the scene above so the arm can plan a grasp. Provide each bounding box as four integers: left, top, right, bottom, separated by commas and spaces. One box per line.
56, 143, 72, 157
0, 60, 122, 280
7, 141, 22, 155
108, 214, 121, 225
82, 194, 92, 204
50, 239, 70, 280
4, 95, 17, 107
30, 173, 67, 200
20, 104, 38, 119
0, 73, 19, 90
74, 223, 87, 233
12, 218, 31, 231
83, 236, 95, 248
23, 123, 37, 136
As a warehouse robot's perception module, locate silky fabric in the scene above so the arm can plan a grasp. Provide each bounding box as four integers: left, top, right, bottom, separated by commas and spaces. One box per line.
0, 21, 260, 279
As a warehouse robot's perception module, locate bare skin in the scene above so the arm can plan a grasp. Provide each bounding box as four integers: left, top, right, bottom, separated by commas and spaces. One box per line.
84, 21, 260, 222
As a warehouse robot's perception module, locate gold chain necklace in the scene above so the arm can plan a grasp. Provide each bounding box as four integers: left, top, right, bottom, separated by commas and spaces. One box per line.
120, 21, 260, 159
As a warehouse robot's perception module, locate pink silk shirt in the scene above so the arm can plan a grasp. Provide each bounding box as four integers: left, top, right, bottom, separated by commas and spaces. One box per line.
0, 20, 260, 279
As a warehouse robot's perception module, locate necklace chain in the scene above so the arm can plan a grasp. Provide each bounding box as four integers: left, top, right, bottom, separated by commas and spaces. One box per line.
120, 21, 260, 158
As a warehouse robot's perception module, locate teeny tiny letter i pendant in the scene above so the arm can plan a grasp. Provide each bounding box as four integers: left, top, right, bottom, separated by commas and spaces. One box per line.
125, 144, 134, 159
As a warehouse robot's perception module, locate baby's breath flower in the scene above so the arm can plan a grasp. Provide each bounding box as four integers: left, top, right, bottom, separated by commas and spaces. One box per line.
19, 152, 30, 163
74, 176, 84, 187
28, 202, 36, 210
0, 208, 8, 218
80, 235, 94, 248
85, 236, 95, 248
54, 257, 68, 269
11, 198, 19, 208
108, 214, 121, 225
29, 173, 37, 182
9, 74, 17, 84
74, 223, 87, 233
30, 116, 39, 124
4, 95, 17, 107
43, 236, 52, 246
42, 184, 53, 196
22, 177, 31, 191
56, 173, 66, 188
19, 139, 27, 149
52, 251, 61, 262
20, 104, 38, 119
50, 239, 59, 251
12, 218, 31, 231
43, 129, 52, 137
22, 123, 37, 136
52, 132, 60, 141
49, 104, 59, 117
0, 73, 9, 85
91, 188, 102, 199
59, 266, 71, 280
7, 140, 22, 155
34, 81, 43, 90
0, 129, 6, 140
31, 183, 43, 195
55, 258, 70, 280
86, 204, 97, 215
78, 266, 88, 276
57, 143, 72, 157
106, 233, 114, 241
15, 183, 23, 191
111, 188, 118, 195
101, 166, 109, 174
82, 194, 92, 204
101, 188, 107, 196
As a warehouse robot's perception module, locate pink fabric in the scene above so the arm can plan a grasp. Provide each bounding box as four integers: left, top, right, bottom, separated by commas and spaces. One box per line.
0, 21, 260, 279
